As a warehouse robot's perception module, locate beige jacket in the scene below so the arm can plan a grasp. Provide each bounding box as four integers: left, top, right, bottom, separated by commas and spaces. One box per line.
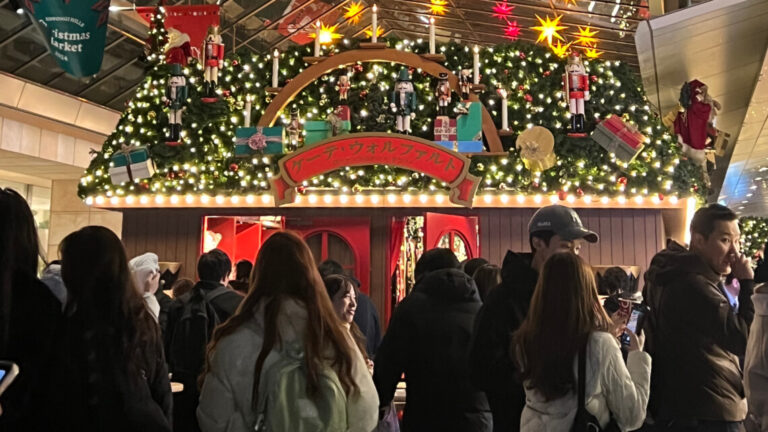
197, 298, 378, 432
745, 292, 768, 432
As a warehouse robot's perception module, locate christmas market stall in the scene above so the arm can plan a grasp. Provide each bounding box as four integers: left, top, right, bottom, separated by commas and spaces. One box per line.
80, 5, 708, 321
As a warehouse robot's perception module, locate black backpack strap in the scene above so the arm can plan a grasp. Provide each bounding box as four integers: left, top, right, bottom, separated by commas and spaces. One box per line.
578, 338, 587, 416
204, 285, 230, 303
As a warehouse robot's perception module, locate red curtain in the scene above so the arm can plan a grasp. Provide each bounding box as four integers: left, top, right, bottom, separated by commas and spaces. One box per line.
388, 217, 406, 282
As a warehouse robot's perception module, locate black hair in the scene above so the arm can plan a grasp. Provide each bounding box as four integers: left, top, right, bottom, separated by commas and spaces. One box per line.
235, 259, 253, 282
596, 267, 629, 296
463, 257, 489, 278
318, 259, 345, 279
197, 248, 232, 282
323, 274, 355, 300
690, 204, 737, 239
0, 188, 41, 352
414, 248, 460, 281
529, 230, 556, 255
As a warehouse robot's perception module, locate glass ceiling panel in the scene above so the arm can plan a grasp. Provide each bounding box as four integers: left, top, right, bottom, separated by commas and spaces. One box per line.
81, 62, 145, 105
0, 25, 47, 72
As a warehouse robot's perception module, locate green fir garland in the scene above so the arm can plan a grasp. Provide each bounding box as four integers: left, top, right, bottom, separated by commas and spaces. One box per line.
79, 27, 708, 202
739, 216, 768, 259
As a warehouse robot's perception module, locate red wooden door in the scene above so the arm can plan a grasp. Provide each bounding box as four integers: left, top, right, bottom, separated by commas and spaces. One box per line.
424, 212, 479, 261
286, 217, 371, 295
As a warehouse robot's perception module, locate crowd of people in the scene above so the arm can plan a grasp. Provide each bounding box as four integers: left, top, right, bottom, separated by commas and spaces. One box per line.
1, 184, 767, 432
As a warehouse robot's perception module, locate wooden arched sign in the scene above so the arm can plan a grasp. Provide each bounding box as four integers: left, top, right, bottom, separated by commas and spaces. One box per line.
256, 48, 503, 152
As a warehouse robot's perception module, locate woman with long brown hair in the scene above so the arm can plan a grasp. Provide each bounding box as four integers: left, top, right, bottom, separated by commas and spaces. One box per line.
57, 226, 172, 431
513, 252, 651, 431
197, 231, 378, 432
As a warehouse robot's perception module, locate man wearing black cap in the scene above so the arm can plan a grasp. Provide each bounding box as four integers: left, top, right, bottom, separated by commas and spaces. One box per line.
469, 205, 599, 432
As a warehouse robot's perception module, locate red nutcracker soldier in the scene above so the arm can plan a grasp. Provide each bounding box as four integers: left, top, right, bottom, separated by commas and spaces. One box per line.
202, 26, 224, 103
337, 75, 350, 101
435, 72, 451, 117
456, 69, 472, 115
563, 52, 590, 136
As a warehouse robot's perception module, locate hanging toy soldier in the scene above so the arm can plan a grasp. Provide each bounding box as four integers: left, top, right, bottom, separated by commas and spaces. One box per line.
455, 69, 472, 115
337, 74, 351, 101
435, 72, 451, 117
286, 107, 301, 151
202, 26, 224, 103
390, 68, 417, 134
563, 52, 590, 136
162, 63, 187, 146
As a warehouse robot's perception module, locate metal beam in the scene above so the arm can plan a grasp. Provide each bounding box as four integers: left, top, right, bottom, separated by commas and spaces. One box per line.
237, 0, 324, 49
0, 22, 32, 48
105, 81, 142, 107
14, 34, 127, 75
78, 58, 139, 96
269, 0, 353, 51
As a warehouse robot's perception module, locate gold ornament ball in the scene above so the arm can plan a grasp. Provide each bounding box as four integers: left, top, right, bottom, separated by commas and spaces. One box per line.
148, 111, 156, 119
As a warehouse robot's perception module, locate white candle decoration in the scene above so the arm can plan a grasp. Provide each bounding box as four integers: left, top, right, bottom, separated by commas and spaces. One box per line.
272, 49, 279, 88
473, 45, 480, 85
498, 88, 509, 130
429, 17, 435, 54
244, 96, 252, 128
314, 21, 321, 56
372, 4, 378, 43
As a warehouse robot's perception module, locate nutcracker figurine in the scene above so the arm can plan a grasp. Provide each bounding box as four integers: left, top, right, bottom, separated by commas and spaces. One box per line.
563, 52, 590, 136
202, 26, 224, 103
337, 75, 351, 101
455, 69, 472, 115
162, 63, 187, 145
286, 108, 301, 151
435, 72, 451, 117
390, 68, 417, 134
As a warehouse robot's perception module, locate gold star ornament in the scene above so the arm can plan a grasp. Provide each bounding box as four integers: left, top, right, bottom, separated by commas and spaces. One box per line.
344, 1, 365, 25
531, 14, 567, 46
573, 26, 599, 47
429, 0, 448, 15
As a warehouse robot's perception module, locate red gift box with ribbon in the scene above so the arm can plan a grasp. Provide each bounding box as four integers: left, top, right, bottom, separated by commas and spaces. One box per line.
591, 115, 646, 162
434, 116, 457, 141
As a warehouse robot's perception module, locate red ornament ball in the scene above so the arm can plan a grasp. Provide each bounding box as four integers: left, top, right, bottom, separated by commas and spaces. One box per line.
518, 85, 525, 91
524, 94, 533, 102
229, 163, 239, 172
543, 70, 551, 77
591, 75, 598, 82
140, 182, 150, 190
618, 176, 628, 186
167, 172, 176, 179
297, 185, 306, 194
232, 60, 239, 66
558, 190, 568, 201
576, 187, 584, 196
519, 53, 526, 59
360, 90, 368, 98
693, 185, 699, 192
658, 193, 664, 201
354, 64, 363, 73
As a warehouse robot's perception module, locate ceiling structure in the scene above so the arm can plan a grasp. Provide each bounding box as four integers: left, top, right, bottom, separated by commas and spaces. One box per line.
0, 0, 650, 111
635, 0, 768, 216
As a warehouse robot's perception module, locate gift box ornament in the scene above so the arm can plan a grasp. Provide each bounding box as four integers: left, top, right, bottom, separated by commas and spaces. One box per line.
434, 116, 457, 141
457, 102, 483, 142
516, 126, 556, 172
435, 141, 484, 153
235, 126, 285, 156
304, 120, 351, 145
336, 105, 351, 122
108, 145, 156, 184
591, 115, 646, 163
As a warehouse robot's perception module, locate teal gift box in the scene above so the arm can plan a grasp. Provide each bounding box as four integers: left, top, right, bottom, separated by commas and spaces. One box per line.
304, 120, 352, 145
457, 102, 483, 142
108, 146, 156, 184
435, 141, 484, 153
235, 126, 285, 156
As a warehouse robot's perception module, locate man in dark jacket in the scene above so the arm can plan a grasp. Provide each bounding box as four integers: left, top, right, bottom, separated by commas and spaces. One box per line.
318, 259, 382, 357
374, 248, 492, 431
166, 249, 243, 432
469, 205, 599, 432
645, 204, 754, 431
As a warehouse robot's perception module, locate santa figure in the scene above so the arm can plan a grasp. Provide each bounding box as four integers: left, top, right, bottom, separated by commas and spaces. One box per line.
563, 52, 590, 136
337, 75, 350, 101
435, 72, 451, 117
390, 68, 417, 134
164, 28, 193, 66
202, 26, 224, 102
162, 63, 187, 145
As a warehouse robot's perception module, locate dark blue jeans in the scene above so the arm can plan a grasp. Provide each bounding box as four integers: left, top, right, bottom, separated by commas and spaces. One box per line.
646, 420, 741, 432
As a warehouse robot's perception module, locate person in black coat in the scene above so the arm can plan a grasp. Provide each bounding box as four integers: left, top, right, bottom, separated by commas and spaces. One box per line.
469, 205, 598, 432
374, 248, 492, 431
319, 259, 382, 358
56, 226, 172, 432
0, 188, 62, 432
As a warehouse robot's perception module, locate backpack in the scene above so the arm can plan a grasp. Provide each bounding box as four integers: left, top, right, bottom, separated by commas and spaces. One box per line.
167, 286, 229, 381
254, 342, 348, 432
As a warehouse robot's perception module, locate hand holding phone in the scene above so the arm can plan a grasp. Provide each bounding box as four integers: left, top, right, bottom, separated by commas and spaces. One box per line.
731, 253, 754, 281
0, 361, 19, 397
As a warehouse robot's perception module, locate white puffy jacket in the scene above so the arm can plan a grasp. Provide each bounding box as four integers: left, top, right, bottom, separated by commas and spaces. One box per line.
197, 298, 379, 432
521, 331, 652, 432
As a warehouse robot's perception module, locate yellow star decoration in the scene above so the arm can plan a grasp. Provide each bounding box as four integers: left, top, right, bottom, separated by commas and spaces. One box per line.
343, 1, 365, 25
531, 14, 567, 46
583, 47, 604, 58
550, 40, 572, 57
309, 23, 343, 44
364, 25, 385, 38
573, 26, 599, 47
429, 0, 448, 15
562, 0, 578, 5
